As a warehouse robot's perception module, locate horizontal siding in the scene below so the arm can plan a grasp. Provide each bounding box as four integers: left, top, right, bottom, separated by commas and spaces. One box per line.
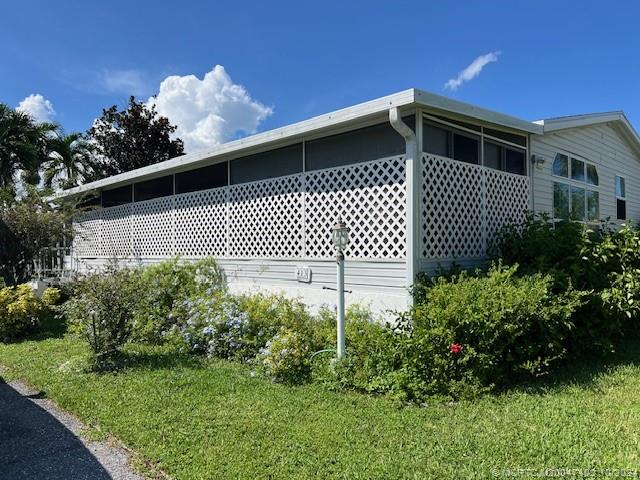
531, 124, 640, 224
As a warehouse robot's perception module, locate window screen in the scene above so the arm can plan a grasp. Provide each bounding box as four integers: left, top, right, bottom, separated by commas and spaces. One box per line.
483, 127, 527, 147
423, 123, 450, 157
134, 176, 174, 202
483, 141, 501, 170
176, 162, 228, 194
505, 148, 526, 175
102, 185, 132, 207
453, 133, 479, 164
305, 117, 414, 171
617, 198, 627, 220
230, 143, 303, 184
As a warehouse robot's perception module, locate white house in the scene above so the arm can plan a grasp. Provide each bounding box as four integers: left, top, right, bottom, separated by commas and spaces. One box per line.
57, 89, 640, 313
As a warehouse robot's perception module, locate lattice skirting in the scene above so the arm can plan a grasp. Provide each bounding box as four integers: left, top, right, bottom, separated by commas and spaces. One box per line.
73, 156, 407, 261
420, 153, 530, 260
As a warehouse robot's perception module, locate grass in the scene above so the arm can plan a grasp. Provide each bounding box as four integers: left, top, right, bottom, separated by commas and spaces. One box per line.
2, 319, 640, 479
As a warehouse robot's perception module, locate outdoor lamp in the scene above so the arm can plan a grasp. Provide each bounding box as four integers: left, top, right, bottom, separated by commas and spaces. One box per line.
331, 218, 349, 254
331, 216, 349, 360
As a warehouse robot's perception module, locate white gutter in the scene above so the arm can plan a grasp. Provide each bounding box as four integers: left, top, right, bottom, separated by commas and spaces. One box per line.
389, 107, 419, 308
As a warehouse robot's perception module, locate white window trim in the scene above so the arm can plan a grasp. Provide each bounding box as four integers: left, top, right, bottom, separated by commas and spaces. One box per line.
615, 175, 627, 221
552, 151, 601, 223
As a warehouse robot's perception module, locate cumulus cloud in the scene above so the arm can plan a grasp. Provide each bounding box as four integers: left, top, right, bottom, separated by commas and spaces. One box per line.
148, 65, 272, 152
102, 69, 149, 96
444, 51, 501, 91
16, 94, 55, 123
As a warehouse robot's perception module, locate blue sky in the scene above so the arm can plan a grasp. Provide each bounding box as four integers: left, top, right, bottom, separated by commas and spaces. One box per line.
2, 0, 639, 153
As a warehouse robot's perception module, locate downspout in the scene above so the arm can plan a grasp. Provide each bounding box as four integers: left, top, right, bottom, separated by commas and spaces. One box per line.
389, 107, 419, 308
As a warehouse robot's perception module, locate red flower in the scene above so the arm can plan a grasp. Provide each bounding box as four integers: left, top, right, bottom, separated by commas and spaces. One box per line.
449, 343, 463, 355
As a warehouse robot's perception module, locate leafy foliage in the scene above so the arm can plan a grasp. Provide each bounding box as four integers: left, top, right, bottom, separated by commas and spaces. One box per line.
41, 131, 100, 190
63, 265, 139, 364
0, 284, 45, 340
0, 103, 57, 195
0, 190, 71, 285
89, 96, 184, 177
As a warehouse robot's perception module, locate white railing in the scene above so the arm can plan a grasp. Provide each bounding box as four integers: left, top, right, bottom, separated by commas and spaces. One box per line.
73, 156, 407, 261
420, 153, 530, 260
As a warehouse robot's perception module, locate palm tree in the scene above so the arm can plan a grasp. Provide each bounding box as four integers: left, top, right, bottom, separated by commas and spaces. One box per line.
0, 104, 57, 195
42, 131, 99, 190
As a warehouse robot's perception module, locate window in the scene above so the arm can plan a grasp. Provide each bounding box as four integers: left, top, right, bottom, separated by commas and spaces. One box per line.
554, 183, 570, 219
452, 133, 479, 164
552, 153, 569, 177
483, 140, 526, 174
571, 158, 585, 181
231, 143, 303, 184
587, 164, 599, 186
175, 162, 228, 194
616, 175, 626, 220
102, 185, 132, 207
422, 120, 479, 165
552, 152, 599, 222
134, 175, 174, 202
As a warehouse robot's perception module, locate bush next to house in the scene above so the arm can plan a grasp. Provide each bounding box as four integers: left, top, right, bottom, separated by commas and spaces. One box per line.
131, 257, 227, 343
0, 284, 60, 340
63, 265, 139, 364
491, 215, 640, 353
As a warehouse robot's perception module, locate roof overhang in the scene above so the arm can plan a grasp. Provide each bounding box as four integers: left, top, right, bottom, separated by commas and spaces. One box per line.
55, 88, 542, 199
537, 111, 640, 158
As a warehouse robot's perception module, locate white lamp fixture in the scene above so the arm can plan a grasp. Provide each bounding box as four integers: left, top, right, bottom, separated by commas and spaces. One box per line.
331, 216, 349, 360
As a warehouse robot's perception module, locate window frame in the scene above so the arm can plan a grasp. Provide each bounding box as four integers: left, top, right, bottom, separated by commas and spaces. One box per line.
616, 175, 627, 220
551, 151, 600, 223
422, 113, 528, 175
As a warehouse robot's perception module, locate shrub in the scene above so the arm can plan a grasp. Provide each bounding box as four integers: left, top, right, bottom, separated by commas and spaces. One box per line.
63, 266, 138, 363
41, 287, 62, 307
132, 257, 227, 343
0, 284, 44, 340
257, 327, 314, 384
395, 264, 584, 401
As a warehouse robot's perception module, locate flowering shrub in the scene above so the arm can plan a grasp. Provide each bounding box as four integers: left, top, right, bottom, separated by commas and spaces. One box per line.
0, 284, 44, 340
257, 327, 314, 384
180, 296, 250, 359
63, 265, 138, 364
132, 257, 227, 343
395, 263, 585, 400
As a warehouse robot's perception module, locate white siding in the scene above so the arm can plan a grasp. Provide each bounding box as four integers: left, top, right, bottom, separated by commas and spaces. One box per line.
531, 124, 640, 223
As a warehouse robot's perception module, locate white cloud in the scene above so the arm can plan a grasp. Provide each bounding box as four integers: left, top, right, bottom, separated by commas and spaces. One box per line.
444, 51, 501, 91
148, 65, 272, 152
16, 94, 56, 123
102, 69, 149, 96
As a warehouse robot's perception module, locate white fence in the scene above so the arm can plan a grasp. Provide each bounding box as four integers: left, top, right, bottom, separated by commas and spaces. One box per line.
73, 156, 407, 261
420, 153, 530, 260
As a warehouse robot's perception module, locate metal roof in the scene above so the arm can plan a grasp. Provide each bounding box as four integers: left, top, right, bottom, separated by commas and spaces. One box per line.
56, 88, 543, 199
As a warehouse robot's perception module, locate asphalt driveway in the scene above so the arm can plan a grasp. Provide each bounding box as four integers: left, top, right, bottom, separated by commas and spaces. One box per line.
0, 377, 144, 480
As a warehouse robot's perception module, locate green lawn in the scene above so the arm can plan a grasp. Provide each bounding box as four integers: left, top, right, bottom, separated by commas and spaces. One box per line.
2, 321, 640, 479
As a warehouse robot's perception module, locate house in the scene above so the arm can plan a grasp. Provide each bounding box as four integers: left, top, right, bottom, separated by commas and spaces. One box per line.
56, 89, 640, 313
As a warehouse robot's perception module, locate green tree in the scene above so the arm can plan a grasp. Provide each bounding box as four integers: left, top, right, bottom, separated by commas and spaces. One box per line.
0, 104, 57, 195
42, 131, 99, 190
88, 96, 184, 177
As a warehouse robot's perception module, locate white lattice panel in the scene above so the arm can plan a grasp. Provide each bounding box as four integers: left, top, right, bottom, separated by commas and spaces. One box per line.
421, 154, 484, 259
133, 197, 174, 257
228, 175, 303, 258
421, 154, 530, 260
305, 157, 406, 259
101, 204, 132, 258
73, 210, 101, 258
485, 168, 530, 244
175, 188, 227, 257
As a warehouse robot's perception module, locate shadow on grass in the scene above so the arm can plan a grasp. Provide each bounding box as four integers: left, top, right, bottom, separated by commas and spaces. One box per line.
90, 346, 206, 374
4, 314, 68, 345
500, 334, 640, 397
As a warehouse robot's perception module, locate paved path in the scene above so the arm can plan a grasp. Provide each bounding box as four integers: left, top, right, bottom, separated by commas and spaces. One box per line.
0, 376, 145, 480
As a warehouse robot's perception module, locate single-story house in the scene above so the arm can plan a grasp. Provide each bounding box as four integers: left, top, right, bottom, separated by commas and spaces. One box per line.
57, 89, 640, 313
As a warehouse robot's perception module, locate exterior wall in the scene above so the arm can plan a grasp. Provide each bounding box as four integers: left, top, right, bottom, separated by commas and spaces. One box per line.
531, 124, 640, 223
418, 152, 530, 274
72, 154, 409, 315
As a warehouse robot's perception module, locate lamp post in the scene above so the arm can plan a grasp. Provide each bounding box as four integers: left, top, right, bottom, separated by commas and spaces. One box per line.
331, 217, 349, 360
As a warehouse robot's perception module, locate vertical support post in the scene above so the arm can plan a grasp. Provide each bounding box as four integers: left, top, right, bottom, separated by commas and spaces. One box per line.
389, 107, 419, 308
336, 250, 345, 360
